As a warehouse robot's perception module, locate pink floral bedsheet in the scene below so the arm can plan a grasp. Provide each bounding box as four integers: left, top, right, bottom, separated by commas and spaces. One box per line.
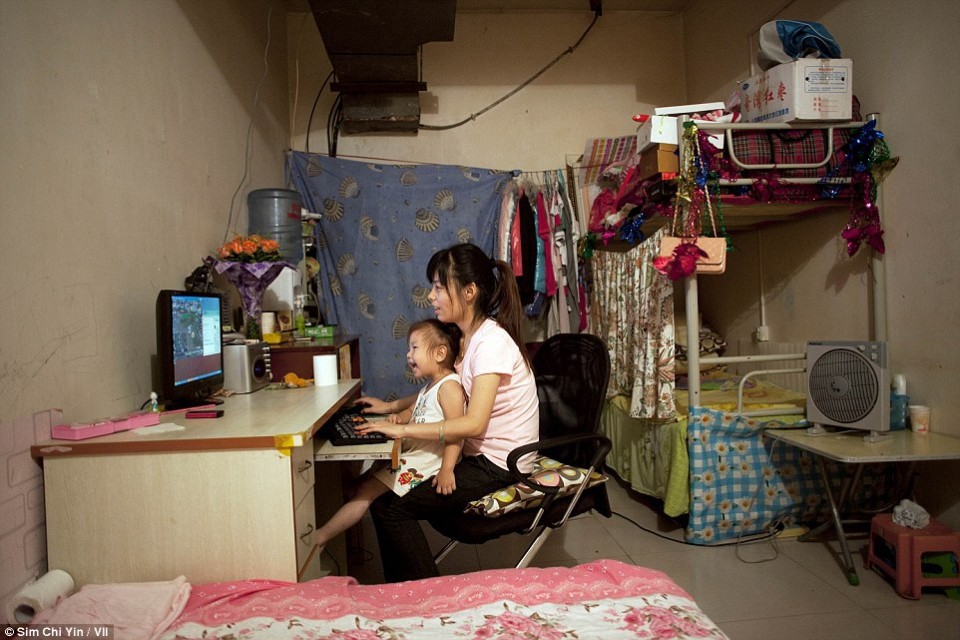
160, 560, 727, 639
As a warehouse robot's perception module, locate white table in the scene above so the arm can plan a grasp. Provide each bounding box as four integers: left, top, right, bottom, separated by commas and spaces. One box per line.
765, 428, 960, 585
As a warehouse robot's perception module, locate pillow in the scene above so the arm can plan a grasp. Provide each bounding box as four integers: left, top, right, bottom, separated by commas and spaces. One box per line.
675, 325, 727, 374
464, 456, 608, 518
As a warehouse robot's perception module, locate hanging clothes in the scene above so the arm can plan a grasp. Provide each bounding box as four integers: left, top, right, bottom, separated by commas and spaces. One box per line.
515, 190, 538, 306
497, 181, 518, 264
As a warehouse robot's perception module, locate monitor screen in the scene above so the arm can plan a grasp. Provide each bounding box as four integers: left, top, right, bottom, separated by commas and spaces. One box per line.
156, 290, 224, 410
171, 293, 222, 386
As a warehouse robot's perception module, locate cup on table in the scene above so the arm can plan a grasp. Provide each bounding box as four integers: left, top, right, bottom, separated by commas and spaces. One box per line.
908, 405, 931, 434
261, 311, 277, 335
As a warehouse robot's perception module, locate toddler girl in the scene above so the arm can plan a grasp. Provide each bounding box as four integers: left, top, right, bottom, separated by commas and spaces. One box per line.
314, 319, 464, 554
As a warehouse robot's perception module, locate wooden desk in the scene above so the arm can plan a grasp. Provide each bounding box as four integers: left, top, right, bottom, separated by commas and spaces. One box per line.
765, 428, 960, 585
31, 381, 372, 587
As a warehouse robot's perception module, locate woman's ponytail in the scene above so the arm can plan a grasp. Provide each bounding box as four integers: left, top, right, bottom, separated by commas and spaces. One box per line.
491, 259, 531, 369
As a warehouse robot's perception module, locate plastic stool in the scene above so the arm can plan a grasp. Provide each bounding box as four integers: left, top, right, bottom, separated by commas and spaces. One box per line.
866, 513, 960, 599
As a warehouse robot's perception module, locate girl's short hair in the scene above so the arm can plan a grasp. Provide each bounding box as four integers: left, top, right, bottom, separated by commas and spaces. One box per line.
409, 319, 461, 370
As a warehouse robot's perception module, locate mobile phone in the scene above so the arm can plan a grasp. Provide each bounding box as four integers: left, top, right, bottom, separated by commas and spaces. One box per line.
185, 409, 224, 419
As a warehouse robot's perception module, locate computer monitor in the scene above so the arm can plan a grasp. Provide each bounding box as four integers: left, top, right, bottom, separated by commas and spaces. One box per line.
156, 290, 224, 411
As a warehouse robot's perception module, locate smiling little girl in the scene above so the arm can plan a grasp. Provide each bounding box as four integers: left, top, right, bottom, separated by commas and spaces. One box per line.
314, 319, 464, 554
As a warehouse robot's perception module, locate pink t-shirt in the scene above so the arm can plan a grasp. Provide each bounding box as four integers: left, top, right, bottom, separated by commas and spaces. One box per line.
456, 318, 539, 473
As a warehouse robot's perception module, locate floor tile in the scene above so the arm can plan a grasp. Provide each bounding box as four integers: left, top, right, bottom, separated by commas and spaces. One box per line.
718, 609, 898, 640
869, 601, 960, 640
628, 543, 861, 622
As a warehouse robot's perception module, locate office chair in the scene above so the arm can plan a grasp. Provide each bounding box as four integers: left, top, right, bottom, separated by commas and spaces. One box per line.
429, 332, 612, 569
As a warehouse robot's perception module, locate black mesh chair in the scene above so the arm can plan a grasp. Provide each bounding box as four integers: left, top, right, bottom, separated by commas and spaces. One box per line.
429, 332, 612, 569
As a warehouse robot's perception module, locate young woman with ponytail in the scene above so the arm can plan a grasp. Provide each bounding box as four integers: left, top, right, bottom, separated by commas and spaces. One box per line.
355, 242, 540, 582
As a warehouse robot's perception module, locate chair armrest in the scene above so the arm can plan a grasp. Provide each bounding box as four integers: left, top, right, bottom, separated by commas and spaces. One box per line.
505, 433, 612, 495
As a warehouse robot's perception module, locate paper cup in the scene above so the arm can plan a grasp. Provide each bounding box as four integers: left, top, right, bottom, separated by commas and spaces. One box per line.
908, 405, 930, 433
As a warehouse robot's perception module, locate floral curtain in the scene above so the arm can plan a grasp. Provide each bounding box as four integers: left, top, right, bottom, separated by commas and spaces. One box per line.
288, 152, 513, 400
589, 227, 675, 419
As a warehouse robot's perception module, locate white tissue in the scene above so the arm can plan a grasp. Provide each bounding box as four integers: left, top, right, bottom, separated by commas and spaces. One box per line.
4, 569, 75, 624
892, 498, 930, 529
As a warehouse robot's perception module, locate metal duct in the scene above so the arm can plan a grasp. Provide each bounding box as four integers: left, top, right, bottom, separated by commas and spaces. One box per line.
308, 0, 458, 133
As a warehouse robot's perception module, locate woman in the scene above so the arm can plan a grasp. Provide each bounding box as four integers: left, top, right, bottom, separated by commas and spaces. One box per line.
356, 242, 540, 582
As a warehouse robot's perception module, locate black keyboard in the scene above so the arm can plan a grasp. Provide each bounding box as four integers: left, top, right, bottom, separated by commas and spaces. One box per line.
319, 411, 389, 446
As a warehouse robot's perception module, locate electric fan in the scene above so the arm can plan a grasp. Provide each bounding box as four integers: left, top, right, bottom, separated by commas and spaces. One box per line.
806, 341, 889, 441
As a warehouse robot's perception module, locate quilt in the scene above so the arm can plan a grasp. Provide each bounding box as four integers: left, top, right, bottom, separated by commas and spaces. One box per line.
159, 560, 727, 639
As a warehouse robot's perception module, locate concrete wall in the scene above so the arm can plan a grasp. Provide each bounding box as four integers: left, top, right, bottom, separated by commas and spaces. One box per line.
0, 0, 291, 602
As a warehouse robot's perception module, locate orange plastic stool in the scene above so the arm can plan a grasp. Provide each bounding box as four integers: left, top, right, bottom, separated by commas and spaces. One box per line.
866, 513, 960, 599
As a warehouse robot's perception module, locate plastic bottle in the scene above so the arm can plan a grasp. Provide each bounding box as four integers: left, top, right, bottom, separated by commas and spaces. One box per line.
294, 295, 306, 337
890, 374, 909, 431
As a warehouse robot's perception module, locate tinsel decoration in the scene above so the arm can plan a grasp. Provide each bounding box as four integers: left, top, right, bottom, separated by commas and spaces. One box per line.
831, 119, 898, 256
653, 122, 727, 280
618, 213, 646, 245
578, 232, 598, 260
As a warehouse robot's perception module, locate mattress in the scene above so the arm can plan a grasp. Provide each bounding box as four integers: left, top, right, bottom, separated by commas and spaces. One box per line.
675, 370, 807, 415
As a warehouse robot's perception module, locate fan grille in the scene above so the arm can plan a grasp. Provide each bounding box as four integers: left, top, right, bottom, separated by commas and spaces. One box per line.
808, 349, 879, 423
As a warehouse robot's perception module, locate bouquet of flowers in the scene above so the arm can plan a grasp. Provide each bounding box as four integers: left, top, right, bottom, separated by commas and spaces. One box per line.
213, 235, 292, 338
216, 235, 282, 263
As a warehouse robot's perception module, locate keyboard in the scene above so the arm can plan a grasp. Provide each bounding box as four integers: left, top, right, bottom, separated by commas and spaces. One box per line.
319, 410, 389, 446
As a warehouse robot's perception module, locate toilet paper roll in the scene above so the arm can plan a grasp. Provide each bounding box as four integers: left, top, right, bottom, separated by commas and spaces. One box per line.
5, 569, 75, 624
313, 354, 338, 387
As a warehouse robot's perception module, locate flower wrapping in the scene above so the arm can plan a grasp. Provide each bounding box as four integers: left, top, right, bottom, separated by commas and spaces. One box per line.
213, 260, 294, 323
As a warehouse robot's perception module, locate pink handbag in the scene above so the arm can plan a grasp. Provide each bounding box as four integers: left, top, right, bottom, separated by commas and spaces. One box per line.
657, 236, 727, 274
655, 121, 727, 277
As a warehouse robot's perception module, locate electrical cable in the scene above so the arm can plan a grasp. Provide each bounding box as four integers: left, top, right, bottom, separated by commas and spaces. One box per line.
609, 427, 795, 560
418, 11, 600, 131
305, 70, 334, 154
327, 93, 344, 157
223, 5, 274, 246
291, 12, 309, 145
610, 510, 782, 547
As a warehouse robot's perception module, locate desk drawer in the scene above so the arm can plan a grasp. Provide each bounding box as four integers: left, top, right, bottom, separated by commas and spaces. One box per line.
291, 443, 315, 506
295, 485, 317, 569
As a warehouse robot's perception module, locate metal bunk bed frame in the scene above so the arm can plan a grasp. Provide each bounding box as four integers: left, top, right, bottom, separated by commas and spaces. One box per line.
677, 114, 887, 418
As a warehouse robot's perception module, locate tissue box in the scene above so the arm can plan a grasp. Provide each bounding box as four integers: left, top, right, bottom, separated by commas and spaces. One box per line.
736, 58, 853, 123
302, 325, 337, 339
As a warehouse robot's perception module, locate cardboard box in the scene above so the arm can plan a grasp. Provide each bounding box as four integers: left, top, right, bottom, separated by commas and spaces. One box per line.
638, 144, 679, 180
736, 58, 853, 123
